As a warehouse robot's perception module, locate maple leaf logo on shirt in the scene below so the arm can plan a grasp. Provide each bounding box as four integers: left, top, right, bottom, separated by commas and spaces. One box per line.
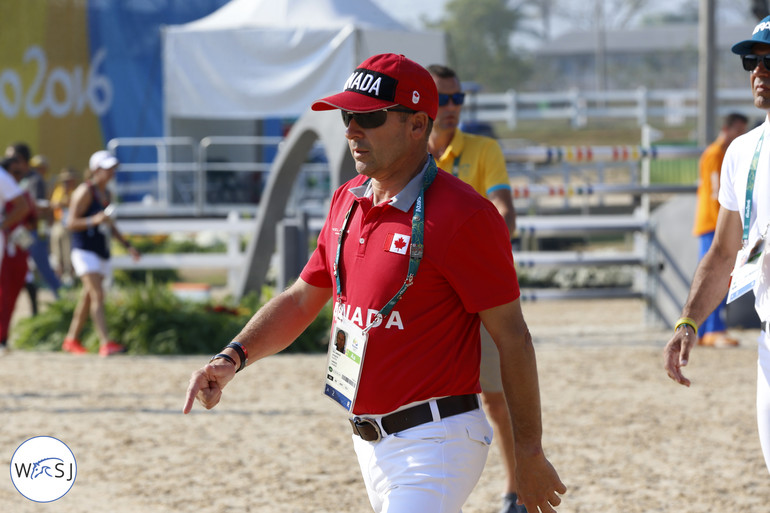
384, 233, 410, 255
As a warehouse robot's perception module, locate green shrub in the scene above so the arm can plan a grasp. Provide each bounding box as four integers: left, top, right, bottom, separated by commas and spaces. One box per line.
12, 284, 331, 355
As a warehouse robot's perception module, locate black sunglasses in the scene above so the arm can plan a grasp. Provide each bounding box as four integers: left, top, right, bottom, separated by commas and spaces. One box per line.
438, 92, 466, 106
341, 107, 417, 129
741, 54, 770, 71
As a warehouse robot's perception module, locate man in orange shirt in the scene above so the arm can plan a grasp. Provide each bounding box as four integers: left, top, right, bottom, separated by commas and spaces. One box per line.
692, 112, 748, 346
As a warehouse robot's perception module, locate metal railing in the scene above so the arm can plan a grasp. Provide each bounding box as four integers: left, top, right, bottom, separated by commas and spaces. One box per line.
106, 131, 701, 322
111, 212, 253, 292
464, 87, 755, 128
107, 135, 330, 217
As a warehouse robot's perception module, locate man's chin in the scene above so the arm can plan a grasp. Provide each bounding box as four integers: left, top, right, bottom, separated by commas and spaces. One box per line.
755, 96, 770, 110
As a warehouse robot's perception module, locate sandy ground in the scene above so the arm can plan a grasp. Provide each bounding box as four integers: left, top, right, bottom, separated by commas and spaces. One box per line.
1, 297, 768, 512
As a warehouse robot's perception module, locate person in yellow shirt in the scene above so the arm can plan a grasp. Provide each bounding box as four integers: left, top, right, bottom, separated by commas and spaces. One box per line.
49, 168, 79, 284
693, 112, 748, 346
427, 64, 521, 513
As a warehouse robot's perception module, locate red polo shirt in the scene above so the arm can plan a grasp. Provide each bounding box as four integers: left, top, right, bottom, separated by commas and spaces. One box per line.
301, 164, 519, 414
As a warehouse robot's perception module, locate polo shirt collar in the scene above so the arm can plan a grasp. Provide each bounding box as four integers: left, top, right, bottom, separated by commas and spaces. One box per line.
442, 128, 466, 161
347, 159, 430, 213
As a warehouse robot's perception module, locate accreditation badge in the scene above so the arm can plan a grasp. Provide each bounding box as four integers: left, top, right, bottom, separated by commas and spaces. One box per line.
727, 236, 765, 304
323, 309, 368, 413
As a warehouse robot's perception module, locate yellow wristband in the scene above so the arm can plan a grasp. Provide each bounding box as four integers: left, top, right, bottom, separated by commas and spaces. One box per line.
674, 317, 698, 335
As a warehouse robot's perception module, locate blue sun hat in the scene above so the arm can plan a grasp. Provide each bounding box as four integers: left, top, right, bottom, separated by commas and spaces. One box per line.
732, 16, 770, 55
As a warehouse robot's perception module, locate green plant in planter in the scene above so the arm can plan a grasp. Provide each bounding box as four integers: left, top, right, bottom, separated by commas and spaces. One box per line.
11, 284, 332, 355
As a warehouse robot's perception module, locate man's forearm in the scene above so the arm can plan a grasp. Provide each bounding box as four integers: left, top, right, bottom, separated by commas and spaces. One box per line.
499, 328, 544, 452
682, 241, 737, 325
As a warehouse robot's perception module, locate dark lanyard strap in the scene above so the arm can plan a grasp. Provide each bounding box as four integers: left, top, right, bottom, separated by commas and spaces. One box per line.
744, 130, 764, 243
334, 156, 438, 332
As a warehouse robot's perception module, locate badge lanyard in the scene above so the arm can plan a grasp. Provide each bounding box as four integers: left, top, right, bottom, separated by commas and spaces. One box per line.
727, 128, 767, 304
333, 155, 438, 333
743, 130, 764, 244
324, 156, 438, 412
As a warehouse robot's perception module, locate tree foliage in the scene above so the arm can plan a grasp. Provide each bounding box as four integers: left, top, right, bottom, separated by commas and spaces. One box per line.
429, 0, 533, 92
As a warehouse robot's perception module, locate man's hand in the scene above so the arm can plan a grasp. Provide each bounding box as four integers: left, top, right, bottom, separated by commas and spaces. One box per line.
182, 360, 237, 414
515, 450, 567, 513
663, 327, 696, 387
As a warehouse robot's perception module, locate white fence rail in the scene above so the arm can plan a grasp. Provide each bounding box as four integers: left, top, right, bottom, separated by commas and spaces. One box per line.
110, 213, 252, 292
465, 87, 755, 128
108, 87, 742, 215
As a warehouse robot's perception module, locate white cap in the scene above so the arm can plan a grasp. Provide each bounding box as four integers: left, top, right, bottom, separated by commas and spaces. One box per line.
89, 150, 119, 171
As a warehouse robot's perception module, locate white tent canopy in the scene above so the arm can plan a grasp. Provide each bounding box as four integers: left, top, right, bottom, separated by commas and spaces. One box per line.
162, 0, 447, 120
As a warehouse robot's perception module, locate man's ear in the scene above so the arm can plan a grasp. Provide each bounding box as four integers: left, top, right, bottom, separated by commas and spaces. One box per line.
410, 112, 430, 140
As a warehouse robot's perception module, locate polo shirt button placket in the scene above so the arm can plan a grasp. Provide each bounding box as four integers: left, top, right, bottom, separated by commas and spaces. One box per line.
359, 237, 365, 244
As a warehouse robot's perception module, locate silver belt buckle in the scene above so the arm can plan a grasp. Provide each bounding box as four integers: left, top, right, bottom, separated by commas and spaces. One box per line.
351, 416, 382, 442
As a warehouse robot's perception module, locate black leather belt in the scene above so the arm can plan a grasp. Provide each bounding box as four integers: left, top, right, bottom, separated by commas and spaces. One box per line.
349, 394, 479, 442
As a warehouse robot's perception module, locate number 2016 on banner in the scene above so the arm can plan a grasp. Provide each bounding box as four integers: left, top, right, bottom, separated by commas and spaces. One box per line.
0, 45, 113, 118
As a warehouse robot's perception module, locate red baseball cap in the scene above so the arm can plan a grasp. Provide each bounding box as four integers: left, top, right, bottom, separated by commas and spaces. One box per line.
311, 53, 438, 120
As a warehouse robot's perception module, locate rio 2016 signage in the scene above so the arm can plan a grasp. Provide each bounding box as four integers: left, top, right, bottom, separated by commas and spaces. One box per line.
0, 46, 113, 119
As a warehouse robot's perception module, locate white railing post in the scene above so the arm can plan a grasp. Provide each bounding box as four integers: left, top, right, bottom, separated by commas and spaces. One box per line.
227, 211, 241, 292
570, 89, 587, 128
636, 86, 648, 126
505, 89, 518, 130
664, 93, 686, 126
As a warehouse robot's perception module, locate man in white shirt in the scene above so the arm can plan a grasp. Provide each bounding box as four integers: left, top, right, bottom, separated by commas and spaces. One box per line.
664, 15, 770, 474
0, 156, 32, 353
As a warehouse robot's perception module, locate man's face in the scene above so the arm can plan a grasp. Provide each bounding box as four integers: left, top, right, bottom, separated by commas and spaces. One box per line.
345, 109, 415, 179
432, 75, 463, 133
5, 146, 28, 172
749, 44, 770, 110
5, 160, 22, 181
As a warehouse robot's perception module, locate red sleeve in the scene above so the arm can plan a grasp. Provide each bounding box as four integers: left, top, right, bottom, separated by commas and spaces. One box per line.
300, 225, 333, 289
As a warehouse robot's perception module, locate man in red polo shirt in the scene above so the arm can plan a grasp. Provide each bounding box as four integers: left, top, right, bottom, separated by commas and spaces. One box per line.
184, 53, 565, 513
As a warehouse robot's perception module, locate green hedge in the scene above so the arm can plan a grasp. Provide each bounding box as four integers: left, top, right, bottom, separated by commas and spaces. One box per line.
12, 284, 332, 355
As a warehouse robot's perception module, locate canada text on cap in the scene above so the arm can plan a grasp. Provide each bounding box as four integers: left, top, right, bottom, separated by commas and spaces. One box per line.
311, 53, 438, 120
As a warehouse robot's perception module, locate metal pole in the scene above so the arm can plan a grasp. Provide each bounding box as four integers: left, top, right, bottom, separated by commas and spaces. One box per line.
595, 0, 607, 95
698, 0, 716, 147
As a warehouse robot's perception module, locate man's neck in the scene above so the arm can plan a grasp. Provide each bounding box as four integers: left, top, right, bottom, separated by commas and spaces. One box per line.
370, 153, 429, 206
428, 127, 456, 159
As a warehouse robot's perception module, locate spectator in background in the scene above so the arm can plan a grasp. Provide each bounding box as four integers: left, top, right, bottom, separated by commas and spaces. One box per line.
5, 143, 60, 313
692, 112, 749, 347
62, 151, 139, 357
7, 144, 45, 200
0, 156, 34, 355
49, 168, 78, 285
427, 64, 522, 513
30, 154, 50, 197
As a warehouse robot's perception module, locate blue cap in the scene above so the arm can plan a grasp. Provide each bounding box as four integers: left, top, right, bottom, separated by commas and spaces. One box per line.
732, 16, 770, 55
